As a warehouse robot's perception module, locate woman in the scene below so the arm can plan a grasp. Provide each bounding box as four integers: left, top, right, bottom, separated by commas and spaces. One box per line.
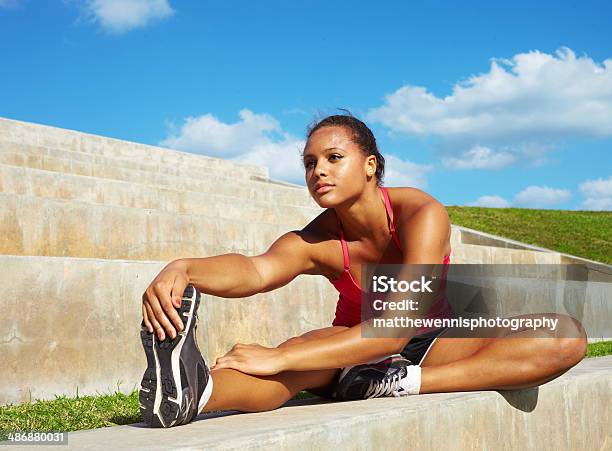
140, 114, 587, 428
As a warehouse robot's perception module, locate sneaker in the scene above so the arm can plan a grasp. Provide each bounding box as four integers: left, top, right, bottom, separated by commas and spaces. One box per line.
139, 284, 211, 427
335, 354, 413, 401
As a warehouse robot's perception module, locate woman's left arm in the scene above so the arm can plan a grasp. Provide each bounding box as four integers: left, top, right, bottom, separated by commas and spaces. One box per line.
212, 202, 451, 374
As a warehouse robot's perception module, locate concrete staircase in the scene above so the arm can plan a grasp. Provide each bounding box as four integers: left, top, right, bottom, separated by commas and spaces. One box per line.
0, 117, 341, 406
0, 117, 610, 450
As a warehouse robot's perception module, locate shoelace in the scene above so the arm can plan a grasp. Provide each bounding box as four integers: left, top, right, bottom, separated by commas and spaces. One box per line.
364, 367, 408, 398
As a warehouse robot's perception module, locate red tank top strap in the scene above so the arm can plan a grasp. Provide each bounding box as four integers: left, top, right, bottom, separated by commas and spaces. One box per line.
380, 187, 402, 249
334, 211, 350, 271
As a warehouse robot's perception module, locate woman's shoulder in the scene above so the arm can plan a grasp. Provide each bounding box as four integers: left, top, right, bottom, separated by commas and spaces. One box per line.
386, 187, 451, 256
294, 208, 343, 279
385, 186, 446, 218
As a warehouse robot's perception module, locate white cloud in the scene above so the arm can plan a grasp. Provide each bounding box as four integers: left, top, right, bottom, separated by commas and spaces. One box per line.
161, 109, 306, 184
83, 0, 174, 34
442, 145, 515, 170
468, 185, 573, 209
161, 109, 431, 187
161, 109, 282, 158
383, 154, 432, 189
579, 176, 612, 210
368, 48, 612, 169
581, 197, 612, 211
513, 185, 572, 208
238, 139, 306, 185
468, 195, 511, 208
0, 0, 20, 8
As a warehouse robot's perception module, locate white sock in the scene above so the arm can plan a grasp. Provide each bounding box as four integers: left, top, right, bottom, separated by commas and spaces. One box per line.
197, 376, 214, 413
398, 365, 422, 395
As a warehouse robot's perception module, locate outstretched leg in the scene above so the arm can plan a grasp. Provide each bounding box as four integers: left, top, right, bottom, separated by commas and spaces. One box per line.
201, 326, 348, 413
200, 314, 587, 412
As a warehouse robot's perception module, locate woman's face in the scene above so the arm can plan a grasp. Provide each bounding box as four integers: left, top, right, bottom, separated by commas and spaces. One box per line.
303, 126, 375, 207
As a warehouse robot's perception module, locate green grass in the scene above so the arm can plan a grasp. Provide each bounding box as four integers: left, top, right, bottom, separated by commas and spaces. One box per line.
446, 207, 612, 264
586, 340, 612, 358
0, 390, 140, 441
2, 341, 611, 436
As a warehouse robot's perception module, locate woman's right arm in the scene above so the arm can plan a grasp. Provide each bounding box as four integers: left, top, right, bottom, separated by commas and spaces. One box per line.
142, 230, 318, 340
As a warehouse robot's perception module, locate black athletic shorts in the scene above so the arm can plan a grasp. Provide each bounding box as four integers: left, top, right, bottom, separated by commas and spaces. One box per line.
400, 326, 449, 365
308, 327, 449, 399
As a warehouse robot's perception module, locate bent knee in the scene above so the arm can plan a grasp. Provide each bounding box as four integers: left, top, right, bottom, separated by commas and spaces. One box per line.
550, 337, 588, 370
554, 315, 588, 366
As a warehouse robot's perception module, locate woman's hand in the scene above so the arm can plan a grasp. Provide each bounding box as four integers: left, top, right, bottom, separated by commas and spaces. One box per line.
211, 343, 287, 376
142, 259, 190, 341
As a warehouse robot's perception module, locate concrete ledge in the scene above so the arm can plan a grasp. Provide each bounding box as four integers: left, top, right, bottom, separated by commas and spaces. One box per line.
0, 164, 322, 223
0, 117, 268, 179
451, 243, 561, 264
0, 192, 315, 259
455, 225, 612, 272
1, 191, 575, 261
9, 356, 609, 451
454, 225, 547, 251
0, 141, 259, 182
0, 255, 337, 405
0, 152, 315, 207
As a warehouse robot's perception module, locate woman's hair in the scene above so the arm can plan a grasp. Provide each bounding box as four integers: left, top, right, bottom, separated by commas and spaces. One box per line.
306, 111, 385, 186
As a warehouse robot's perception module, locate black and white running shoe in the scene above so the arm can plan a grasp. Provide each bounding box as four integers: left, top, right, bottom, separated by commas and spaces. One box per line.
139, 285, 211, 428
335, 354, 413, 401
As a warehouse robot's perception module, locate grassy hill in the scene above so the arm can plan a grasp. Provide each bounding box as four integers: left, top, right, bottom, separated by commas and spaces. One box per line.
446, 207, 612, 265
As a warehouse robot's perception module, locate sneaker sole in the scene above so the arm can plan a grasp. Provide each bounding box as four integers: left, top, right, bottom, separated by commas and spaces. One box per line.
139, 285, 201, 427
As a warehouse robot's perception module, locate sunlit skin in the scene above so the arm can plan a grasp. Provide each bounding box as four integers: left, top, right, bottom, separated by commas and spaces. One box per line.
141, 125, 588, 413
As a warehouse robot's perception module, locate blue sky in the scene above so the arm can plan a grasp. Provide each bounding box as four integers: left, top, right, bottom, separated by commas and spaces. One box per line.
1, 0, 611, 210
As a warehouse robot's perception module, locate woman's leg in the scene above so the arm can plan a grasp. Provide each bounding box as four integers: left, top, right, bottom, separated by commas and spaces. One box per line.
418, 313, 588, 393
200, 313, 587, 411
200, 326, 349, 413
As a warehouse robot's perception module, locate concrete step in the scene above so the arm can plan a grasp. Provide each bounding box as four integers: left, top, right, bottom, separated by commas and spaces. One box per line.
0, 255, 338, 405
0, 140, 261, 183
0, 149, 315, 207
454, 225, 612, 272
0, 192, 318, 260
0, 117, 268, 179
0, 187, 575, 264
0, 164, 322, 222
0, 252, 608, 407
453, 225, 544, 251
451, 243, 561, 264
4, 356, 611, 450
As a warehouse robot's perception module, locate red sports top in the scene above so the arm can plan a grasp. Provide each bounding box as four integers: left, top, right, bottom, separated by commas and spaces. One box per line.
329, 187, 452, 331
